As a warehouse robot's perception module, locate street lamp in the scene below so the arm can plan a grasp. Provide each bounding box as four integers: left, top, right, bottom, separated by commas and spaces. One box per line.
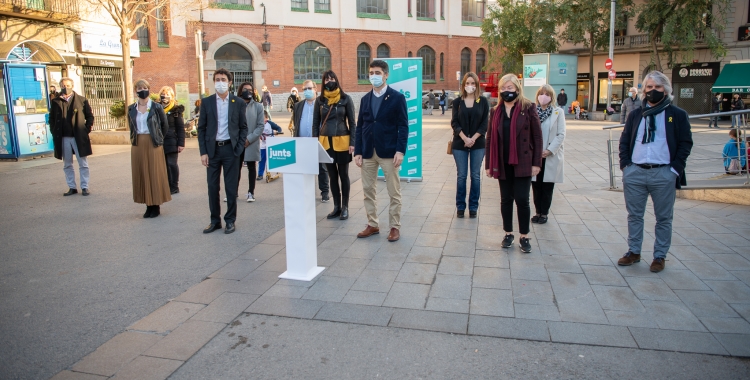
261, 3, 270, 53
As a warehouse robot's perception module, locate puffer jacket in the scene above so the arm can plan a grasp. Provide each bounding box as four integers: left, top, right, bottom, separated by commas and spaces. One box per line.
128, 101, 169, 147
163, 104, 185, 154
312, 94, 356, 146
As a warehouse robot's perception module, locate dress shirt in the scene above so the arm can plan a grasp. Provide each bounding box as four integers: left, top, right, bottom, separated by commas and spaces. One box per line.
632, 107, 679, 175
136, 100, 151, 134
373, 85, 388, 98
216, 94, 230, 141
299, 100, 315, 137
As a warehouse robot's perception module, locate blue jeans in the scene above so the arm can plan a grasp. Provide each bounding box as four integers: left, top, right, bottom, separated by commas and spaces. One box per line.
258, 149, 267, 177
453, 148, 484, 211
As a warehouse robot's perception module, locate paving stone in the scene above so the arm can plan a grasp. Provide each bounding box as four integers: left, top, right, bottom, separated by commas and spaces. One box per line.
468, 315, 550, 341
421, 221, 452, 234
705, 280, 750, 304
341, 290, 387, 306
301, 276, 356, 302
708, 253, 750, 271
317, 248, 345, 267
641, 300, 707, 332
674, 290, 739, 318
366, 252, 408, 271
583, 220, 617, 232
628, 327, 728, 355
395, 262, 437, 285
670, 245, 713, 262
582, 265, 628, 286
442, 241, 476, 257
657, 270, 710, 291
208, 259, 264, 280
382, 282, 430, 309
513, 303, 561, 321
238, 243, 285, 261
690, 239, 735, 254
313, 302, 394, 326
731, 270, 750, 287
512, 279, 555, 306
474, 250, 509, 268
191, 293, 259, 323
347, 269, 397, 294
541, 254, 582, 273
264, 284, 309, 298
174, 279, 238, 305
142, 320, 226, 361
537, 240, 574, 255
699, 317, 750, 334
256, 252, 288, 273
414, 232, 447, 248
233, 270, 280, 295
592, 231, 626, 244
437, 256, 474, 276
603, 310, 658, 328
710, 233, 750, 247
573, 249, 613, 266
626, 277, 680, 302
110, 356, 182, 380
405, 246, 443, 264
548, 321, 637, 348
245, 295, 325, 319
389, 309, 468, 334
591, 285, 645, 312
71, 332, 162, 377
324, 257, 370, 278
430, 274, 472, 300
50, 371, 107, 380
730, 303, 750, 320
472, 267, 511, 289
470, 288, 514, 317
447, 229, 478, 242
509, 260, 548, 281
553, 214, 584, 225
615, 260, 658, 277
426, 297, 470, 313
475, 235, 504, 250
682, 261, 739, 281
560, 224, 593, 237
713, 333, 750, 356
129, 302, 205, 334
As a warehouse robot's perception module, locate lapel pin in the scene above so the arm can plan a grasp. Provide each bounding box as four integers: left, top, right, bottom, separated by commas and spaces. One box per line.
668, 116, 672, 122
231, 99, 235, 103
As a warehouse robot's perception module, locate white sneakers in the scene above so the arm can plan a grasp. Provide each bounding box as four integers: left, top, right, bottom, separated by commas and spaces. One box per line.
247, 193, 255, 202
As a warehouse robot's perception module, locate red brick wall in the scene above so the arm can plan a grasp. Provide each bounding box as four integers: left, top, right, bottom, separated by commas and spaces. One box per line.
132, 16, 194, 94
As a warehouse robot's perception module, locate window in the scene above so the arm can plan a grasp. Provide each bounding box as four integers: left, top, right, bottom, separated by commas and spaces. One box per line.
213, 0, 254, 10
377, 44, 390, 58
291, 0, 308, 11
293, 41, 331, 82
135, 13, 150, 49
439, 52, 444, 80
475, 48, 485, 74
357, 0, 388, 15
440, 0, 444, 18
417, 46, 435, 81
408, 0, 411, 15
460, 48, 471, 77
461, 0, 485, 23
357, 43, 371, 81
314, 0, 330, 12
155, 7, 167, 45
417, 0, 435, 18
214, 43, 254, 89
408, 51, 413, 57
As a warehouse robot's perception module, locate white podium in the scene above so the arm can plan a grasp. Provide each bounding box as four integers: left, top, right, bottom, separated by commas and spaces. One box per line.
265, 137, 333, 281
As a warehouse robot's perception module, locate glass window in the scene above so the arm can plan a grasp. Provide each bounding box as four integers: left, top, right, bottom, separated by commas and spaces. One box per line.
408, 51, 413, 57
292, 0, 308, 10
598, 79, 633, 111
461, 0, 485, 22
475, 48, 485, 74
214, 42, 254, 85
440, 0, 444, 18
216, 0, 253, 5
440, 52, 444, 80
136, 13, 150, 48
460, 48, 471, 77
357, 0, 388, 14
156, 7, 167, 44
357, 43, 371, 80
408, 0, 411, 15
293, 41, 332, 82
377, 44, 390, 58
417, 0, 435, 18
417, 46, 435, 81
314, 0, 330, 11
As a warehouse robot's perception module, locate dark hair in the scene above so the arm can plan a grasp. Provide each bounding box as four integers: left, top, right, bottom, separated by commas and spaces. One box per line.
214, 68, 233, 83
263, 110, 270, 119
318, 70, 346, 101
369, 60, 389, 75
730, 128, 738, 138
236, 81, 259, 102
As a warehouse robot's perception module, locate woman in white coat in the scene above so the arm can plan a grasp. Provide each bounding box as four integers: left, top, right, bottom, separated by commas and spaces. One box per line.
531, 84, 566, 224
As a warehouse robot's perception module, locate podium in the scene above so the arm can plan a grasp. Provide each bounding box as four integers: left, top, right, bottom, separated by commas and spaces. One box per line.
265, 137, 333, 281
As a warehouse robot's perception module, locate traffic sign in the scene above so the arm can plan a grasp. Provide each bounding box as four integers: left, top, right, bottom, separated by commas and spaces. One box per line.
605, 58, 613, 70
608, 70, 616, 79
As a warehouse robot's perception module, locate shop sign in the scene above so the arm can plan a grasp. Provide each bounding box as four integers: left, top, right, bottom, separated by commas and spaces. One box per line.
598, 71, 633, 79
577, 73, 590, 80
80, 33, 140, 58
680, 88, 694, 98
672, 62, 719, 83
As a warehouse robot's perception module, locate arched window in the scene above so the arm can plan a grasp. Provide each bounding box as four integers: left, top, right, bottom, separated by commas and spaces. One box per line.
460, 48, 471, 77
215, 43, 254, 86
293, 41, 331, 82
417, 46, 435, 81
440, 52, 444, 80
357, 43, 371, 81
408, 51, 413, 57
377, 44, 390, 58
475, 48, 486, 74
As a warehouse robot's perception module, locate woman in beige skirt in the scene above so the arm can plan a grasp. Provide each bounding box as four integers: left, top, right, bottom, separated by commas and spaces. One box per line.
128, 79, 171, 218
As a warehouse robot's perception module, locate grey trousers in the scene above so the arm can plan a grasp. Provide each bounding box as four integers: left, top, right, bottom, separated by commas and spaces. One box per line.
622, 165, 676, 259
62, 137, 89, 189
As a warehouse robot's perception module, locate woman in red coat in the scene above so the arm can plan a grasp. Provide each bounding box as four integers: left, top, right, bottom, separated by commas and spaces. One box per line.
485, 74, 543, 253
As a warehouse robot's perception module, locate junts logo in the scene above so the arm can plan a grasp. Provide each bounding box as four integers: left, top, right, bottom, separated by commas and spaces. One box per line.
268, 140, 296, 169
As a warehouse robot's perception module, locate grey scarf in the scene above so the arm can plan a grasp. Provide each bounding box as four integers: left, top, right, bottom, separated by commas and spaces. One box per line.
641, 96, 671, 144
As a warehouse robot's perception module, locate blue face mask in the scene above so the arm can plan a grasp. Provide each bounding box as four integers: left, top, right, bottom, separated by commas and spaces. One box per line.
303, 89, 315, 99
369, 75, 384, 88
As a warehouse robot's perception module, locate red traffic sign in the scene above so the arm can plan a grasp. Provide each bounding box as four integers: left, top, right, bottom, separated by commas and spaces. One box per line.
605, 58, 613, 70
608, 70, 616, 79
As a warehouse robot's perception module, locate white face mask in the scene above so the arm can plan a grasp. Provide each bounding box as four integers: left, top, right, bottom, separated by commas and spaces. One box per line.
537, 94, 551, 106
465, 85, 476, 94
215, 81, 229, 94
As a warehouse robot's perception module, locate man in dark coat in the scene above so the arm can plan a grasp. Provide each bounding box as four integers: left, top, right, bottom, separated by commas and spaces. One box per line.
49, 77, 95, 196
556, 88, 568, 109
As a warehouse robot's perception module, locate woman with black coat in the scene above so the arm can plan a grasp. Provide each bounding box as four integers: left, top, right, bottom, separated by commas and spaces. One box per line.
158, 86, 185, 194
313, 70, 357, 220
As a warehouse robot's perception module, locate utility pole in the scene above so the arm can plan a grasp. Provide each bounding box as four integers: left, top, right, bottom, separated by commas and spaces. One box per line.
607, 0, 615, 118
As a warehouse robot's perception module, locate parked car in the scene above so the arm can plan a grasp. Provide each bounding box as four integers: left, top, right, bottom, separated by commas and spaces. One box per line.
422, 91, 458, 109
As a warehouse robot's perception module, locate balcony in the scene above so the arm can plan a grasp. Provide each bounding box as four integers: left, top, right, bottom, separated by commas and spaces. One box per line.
613, 31, 705, 51
0, 0, 79, 22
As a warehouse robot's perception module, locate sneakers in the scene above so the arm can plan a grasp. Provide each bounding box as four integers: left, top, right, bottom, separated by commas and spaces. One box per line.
501, 234, 514, 248
617, 251, 641, 266
256, 176, 263, 181
519, 237, 532, 253
321, 193, 330, 203
246, 193, 255, 202
650, 258, 666, 273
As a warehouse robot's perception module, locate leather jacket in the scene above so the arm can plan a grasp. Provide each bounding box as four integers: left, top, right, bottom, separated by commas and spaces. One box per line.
312, 94, 356, 145
128, 101, 169, 147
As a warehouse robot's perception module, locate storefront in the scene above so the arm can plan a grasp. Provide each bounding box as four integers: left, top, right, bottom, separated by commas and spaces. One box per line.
576, 73, 590, 110
672, 62, 720, 115
597, 71, 634, 112
712, 61, 750, 104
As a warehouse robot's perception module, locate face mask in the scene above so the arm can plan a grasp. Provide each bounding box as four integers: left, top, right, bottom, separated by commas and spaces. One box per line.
628, 92, 634, 97
160, 95, 171, 104
303, 89, 315, 100
537, 94, 551, 106
241, 90, 254, 101
215, 81, 229, 94
645, 89, 665, 104
137, 90, 149, 100
324, 81, 338, 91
369, 75, 384, 88
60, 87, 70, 95
500, 91, 518, 102
465, 86, 476, 94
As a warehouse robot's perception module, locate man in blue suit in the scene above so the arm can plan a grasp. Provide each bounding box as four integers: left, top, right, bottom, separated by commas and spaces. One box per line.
354, 60, 409, 242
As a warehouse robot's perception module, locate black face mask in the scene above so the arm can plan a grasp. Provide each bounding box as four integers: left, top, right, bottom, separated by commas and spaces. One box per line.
241, 90, 255, 101
324, 81, 338, 91
137, 90, 150, 100
160, 95, 170, 104
500, 91, 518, 102
60, 87, 70, 95
645, 89, 665, 104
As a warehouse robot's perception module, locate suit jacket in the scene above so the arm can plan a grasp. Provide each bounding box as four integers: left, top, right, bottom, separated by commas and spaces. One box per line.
49, 93, 94, 160
354, 86, 408, 159
618, 103, 693, 189
197, 94, 248, 158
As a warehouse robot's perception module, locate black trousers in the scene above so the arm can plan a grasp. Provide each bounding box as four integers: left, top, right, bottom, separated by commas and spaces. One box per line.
165, 152, 179, 191
326, 161, 350, 206
499, 164, 532, 235
531, 158, 555, 215
319, 163, 330, 196
245, 161, 257, 194
208, 144, 240, 225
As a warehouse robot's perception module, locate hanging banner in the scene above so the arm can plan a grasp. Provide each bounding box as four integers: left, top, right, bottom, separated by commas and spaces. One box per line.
380, 58, 423, 181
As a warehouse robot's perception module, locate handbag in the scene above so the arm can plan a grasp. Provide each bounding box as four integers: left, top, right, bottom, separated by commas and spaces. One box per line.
447, 139, 453, 155
728, 158, 741, 174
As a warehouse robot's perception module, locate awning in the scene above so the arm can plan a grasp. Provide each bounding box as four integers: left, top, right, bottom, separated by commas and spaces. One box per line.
0, 40, 66, 64
711, 62, 750, 93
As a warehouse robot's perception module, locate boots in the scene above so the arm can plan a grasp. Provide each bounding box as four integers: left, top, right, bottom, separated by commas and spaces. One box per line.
340, 197, 349, 220
143, 205, 161, 218
143, 205, 152, 218
327, 196, 341, 219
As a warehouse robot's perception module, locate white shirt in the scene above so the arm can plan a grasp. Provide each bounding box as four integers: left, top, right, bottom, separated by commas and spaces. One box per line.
632, 108, 679, 175
373, 85, 389, 98
260, 121, 273, 149
136, 100, 151, 134
216, 94, 230, 141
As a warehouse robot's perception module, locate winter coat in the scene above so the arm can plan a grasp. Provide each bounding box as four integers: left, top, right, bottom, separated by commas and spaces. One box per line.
620, 96, 641, 123
243, 100, 265, 162
49, 93, 95, 160
128, 100, 168, 147
286, 94, 300, 111
262, 91, 272, 107
163, 104, 185, 154
532, 105, 566, 183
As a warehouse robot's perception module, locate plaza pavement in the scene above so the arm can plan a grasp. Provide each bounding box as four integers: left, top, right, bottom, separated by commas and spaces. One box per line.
5, 112, 750, 379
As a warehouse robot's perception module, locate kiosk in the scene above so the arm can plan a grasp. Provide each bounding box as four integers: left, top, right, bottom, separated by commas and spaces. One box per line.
265, 137, 333, 281
0, 63, 53, 159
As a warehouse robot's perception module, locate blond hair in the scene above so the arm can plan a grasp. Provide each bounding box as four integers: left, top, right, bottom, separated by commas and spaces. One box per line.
535, 84, 557, 107
134, 79, 150, 90
494, 74, 532, 110
159, 86, 175, 98
460, 72, 480, 99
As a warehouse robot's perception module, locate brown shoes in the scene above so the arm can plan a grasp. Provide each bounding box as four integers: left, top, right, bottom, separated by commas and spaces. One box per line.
357, 225, 380, 238
387, 228, 400, 242
650, 258, 665, 273
617, 251, 641, 266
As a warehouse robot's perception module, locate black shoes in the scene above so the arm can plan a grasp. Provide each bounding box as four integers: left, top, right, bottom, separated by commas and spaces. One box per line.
170, 188, 179, 194
225, 223, 236, 234
340, 206, 349, 220
502, 234, 514, 248
520, 237, 532, 253
469, 210, 477, 218
63, 188, 77, 196
143, 206, 160, 218
531, 215, 540, 223
203, 223, 222, 234
538, 215, 548, 224
457, 210, 465, 218
82, 188, 90, 196
327, 206, 341, 219
321, 193, 330, 203
143, 206, 152, 218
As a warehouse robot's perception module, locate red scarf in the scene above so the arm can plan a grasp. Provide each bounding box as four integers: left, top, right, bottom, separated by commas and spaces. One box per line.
491, 102, 522, 165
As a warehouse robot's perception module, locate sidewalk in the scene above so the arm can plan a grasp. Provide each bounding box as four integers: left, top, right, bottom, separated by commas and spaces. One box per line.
50, 115, 750, 379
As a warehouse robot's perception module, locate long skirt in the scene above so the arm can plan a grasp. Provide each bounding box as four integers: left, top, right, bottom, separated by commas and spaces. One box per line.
132, 135, 172, 205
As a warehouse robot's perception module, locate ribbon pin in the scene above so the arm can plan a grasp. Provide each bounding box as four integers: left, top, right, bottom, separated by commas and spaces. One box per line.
668, 116, 672, 122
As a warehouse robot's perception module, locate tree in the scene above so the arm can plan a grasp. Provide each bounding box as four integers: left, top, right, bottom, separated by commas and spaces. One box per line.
481, 0, 562, 74
635, 0, 731, 72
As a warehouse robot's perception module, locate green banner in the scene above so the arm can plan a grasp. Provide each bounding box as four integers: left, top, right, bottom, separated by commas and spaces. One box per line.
381, 58, 423, 181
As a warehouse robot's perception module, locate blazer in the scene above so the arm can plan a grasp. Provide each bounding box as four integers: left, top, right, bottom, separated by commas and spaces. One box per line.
128, 101, 169, 147
354, 86, 409, 159
292, 99, 312, 137
532, 106, 566, 183
485, 102, 543, 179
618, 103, 693, 189
197, 94, 249, 159
451, 96, 489, 150
243, 100, 264, 162
49, 93, 95, 160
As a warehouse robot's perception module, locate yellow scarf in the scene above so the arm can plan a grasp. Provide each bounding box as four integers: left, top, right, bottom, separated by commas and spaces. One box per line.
163, 100, 175, 113
324, 88, 340, 106
319, 89, 349, 152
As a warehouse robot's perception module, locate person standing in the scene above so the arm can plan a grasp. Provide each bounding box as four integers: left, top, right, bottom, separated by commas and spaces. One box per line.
286, 87, 300, 133
129, 79, 172, 218
439, 89, 447, 115
49, 77, 94, 196
617, 71, 693, 273
293, 79, 330, 202
261, 85, 273, 121
730, 93, 745, 128
485, 74, 543, 253
354, 60, 408, 242
708, 93, 726, 128
158, 86, 185, 194
531, 84, 566, 225
239, 82, 264, 202
313, 71, 356, 220
257, 111, 283, 181
49, 83, 59, 100
556, 88, 568, 109
620, 87, 641, 124
427, 89, 436, 115
198, 69, 248, 234
451, 72, 489, 218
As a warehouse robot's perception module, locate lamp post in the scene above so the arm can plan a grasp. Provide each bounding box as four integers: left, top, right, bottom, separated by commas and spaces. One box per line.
607, 0, 615, 118
261, 3, 271, 53
196, 7, 206, 97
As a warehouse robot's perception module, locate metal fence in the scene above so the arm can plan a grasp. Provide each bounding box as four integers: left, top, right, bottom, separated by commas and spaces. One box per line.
81, 66, 125, 131
604, 109, 750, 190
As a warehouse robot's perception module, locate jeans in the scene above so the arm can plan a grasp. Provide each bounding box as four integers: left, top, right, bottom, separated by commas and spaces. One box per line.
499, 164, 532, 235
440, 104, 446, 114
709, 110, 720, 127
453, 148, 484, 211
731, 114, 745, 127
62, 137, 89, 189
258, 149, 267, 177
